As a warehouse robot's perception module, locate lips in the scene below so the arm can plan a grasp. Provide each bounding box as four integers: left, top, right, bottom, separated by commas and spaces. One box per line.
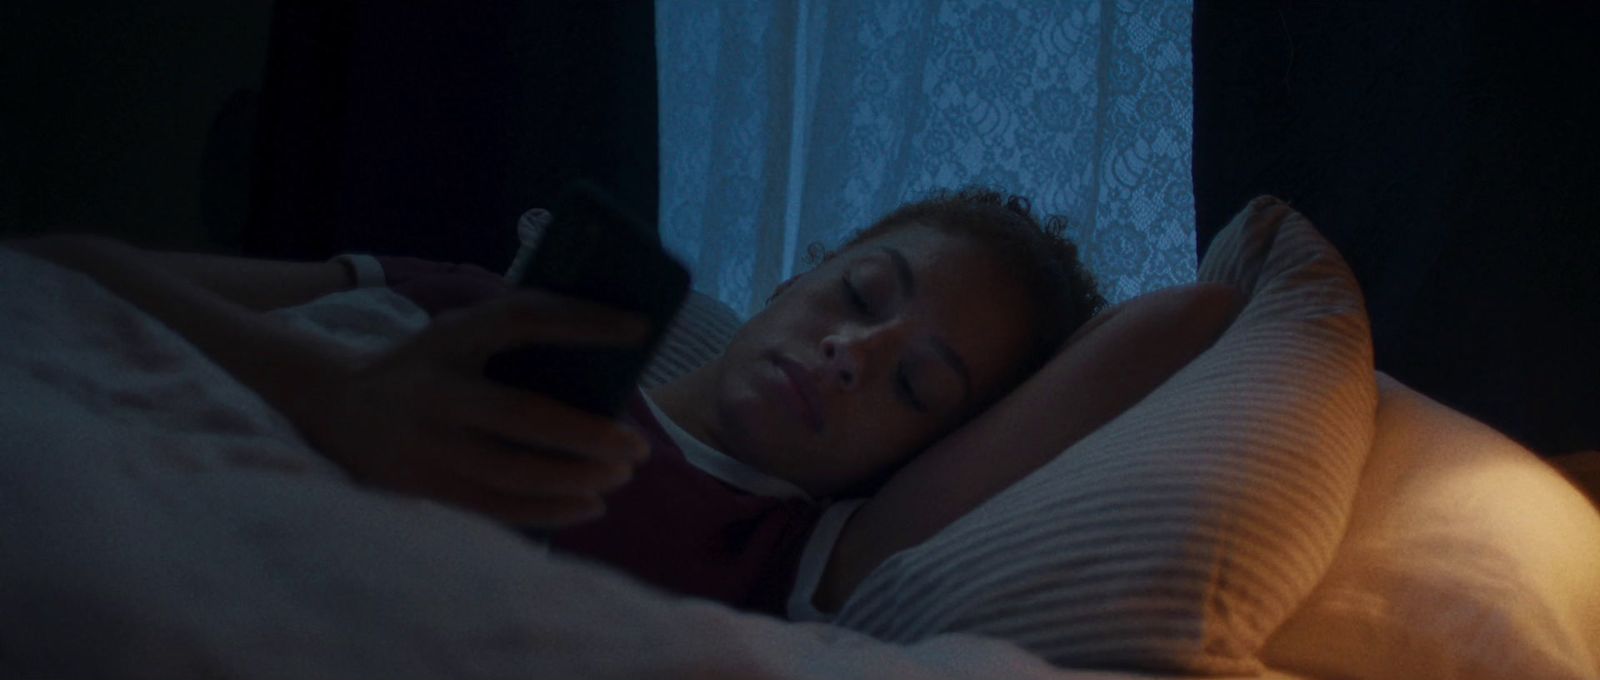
772, 354, 824, 433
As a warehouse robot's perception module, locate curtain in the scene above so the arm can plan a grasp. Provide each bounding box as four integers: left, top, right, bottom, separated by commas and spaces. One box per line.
657, 0, 1194, 316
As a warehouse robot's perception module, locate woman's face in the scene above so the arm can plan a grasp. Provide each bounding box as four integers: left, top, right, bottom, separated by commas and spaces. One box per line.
705, 224, 1033, 497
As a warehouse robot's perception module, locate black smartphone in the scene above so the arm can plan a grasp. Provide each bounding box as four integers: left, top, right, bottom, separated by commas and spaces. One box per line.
483, 181, 691, 416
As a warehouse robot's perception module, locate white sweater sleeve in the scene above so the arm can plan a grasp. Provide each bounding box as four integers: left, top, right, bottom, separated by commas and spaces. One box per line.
329, 254, 387, 288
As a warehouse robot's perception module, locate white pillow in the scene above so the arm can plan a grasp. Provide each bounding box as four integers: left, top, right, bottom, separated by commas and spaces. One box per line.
1261, 373, 1600, 680
834, 196, 1378, 674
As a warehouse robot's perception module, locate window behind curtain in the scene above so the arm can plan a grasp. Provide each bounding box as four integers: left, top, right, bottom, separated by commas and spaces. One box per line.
658, 0, 1194, 316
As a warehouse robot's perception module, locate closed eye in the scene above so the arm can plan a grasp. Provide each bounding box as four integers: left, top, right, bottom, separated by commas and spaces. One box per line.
842, 276, 869, 313
844, 272, 924, 413
897, 366, 928, 413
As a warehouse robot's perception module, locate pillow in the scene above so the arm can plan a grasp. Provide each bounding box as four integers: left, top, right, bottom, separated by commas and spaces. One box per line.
1261, 374, 1600, 680
1553, 450, 1600, 507
834, 196, 1378, 674
640, 291, 743, 388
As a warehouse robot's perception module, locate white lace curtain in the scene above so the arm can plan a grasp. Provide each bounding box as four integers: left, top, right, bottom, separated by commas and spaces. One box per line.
657, 0, 1195, 316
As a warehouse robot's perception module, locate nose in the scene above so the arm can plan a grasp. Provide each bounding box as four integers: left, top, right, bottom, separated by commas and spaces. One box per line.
819, 322, 905, 391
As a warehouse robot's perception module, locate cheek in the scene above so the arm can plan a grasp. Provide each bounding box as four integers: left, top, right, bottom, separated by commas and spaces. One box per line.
715, 359, 778, 436
711, 350, 816, 470
728, 304, 812, 356
823, 407, 923, 475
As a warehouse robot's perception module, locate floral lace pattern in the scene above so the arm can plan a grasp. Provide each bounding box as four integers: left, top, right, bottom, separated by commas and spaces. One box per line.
659, 0, 1194, 315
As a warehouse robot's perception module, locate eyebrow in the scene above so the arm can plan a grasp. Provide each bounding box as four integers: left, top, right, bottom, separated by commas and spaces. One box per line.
878, 246, 972, 405
879, 246, 916, 296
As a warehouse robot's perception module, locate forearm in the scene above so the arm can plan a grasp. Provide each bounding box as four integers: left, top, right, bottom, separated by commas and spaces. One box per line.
148, 249, 355, 311
14, 233, 354, 311
10, 234, 358, 432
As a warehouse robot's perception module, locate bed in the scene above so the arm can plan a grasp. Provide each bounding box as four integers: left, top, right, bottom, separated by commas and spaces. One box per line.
2, 198, 1596, 679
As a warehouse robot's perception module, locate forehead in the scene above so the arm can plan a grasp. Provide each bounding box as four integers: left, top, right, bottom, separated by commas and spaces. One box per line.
840, 223, 1015, 296
842, 225, 1034, 385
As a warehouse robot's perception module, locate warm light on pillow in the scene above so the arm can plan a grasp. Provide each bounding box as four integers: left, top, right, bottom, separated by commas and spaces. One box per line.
1262, 374, 1600, 680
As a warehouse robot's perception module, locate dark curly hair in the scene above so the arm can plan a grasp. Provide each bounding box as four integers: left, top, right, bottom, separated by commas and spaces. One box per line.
808, 186, 1106, 387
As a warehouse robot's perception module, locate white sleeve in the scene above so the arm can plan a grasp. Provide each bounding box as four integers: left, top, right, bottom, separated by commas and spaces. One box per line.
786, 498, 868, 622
329, 253, 387, 288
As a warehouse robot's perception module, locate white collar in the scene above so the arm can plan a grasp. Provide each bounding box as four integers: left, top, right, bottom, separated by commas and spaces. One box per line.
640, 391, 813, 502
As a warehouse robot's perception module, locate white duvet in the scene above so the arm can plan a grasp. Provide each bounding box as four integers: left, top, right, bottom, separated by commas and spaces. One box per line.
0, 249, 1293, 680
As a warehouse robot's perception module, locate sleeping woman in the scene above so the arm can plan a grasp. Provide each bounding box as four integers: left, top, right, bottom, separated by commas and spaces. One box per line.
11, 187, 1242, 620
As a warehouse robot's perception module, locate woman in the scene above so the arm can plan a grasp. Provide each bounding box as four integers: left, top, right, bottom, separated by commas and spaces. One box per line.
11, 187, 1240, 618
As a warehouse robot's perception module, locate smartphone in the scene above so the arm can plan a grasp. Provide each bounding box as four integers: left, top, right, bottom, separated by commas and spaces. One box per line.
483, 181, 691, 416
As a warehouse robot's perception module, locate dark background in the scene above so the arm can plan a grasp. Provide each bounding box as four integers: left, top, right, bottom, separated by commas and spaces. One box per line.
1, 0, 275, 250
2, 0, 658, 275
246, 1, 659, 269
5, 1, 1594, 454
1192, 1, 1599, 455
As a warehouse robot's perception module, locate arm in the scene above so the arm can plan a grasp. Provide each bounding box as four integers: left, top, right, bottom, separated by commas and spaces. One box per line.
10, 234, 362, 422
146, 248, 355, 311
8, 233, 652, 526
14, 233, 356, 311
814, 282, 1246, 611
21, 232, 360, 308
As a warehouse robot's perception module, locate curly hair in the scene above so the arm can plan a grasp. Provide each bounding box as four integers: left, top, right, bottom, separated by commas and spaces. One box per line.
807, 187, 1106, 382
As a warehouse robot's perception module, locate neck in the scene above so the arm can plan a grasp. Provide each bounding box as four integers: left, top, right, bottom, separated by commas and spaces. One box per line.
645, 360, 727, 453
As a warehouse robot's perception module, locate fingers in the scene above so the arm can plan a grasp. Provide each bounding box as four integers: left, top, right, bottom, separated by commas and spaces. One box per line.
439, 290, 652, 358
369, 432, 634, 527
444, 432, 636, 498
440, 376, 649, 464
330, 286, 664, 528
418, 432, 643, 527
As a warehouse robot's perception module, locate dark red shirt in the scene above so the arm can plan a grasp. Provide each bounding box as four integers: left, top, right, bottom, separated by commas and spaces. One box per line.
551, 391, 819, 614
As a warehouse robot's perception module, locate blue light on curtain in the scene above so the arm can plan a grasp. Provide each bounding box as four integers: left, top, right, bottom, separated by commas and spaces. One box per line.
657, 0, 1195, 317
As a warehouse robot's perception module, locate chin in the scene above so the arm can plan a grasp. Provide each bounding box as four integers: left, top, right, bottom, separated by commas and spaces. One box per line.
712, 376, 773, 461
714, 371, 805, 474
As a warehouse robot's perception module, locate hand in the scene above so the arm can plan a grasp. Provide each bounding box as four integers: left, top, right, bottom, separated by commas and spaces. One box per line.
295, 290, 653, 528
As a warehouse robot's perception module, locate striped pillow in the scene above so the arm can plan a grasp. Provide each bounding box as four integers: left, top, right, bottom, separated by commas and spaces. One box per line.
833, 196, 1378, 674
640, 291, 742, 388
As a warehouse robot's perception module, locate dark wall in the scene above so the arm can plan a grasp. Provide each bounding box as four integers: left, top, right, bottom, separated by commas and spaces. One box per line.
0, 1, 274, 251
247, 1, 659, 273
1193, 2, 1600, 454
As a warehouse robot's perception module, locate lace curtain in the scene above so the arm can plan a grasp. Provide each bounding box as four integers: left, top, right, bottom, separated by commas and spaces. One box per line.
657, 0, 1194, 316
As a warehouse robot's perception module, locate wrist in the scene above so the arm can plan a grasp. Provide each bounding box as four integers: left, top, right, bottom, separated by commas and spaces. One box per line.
248, 333, 365, 451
